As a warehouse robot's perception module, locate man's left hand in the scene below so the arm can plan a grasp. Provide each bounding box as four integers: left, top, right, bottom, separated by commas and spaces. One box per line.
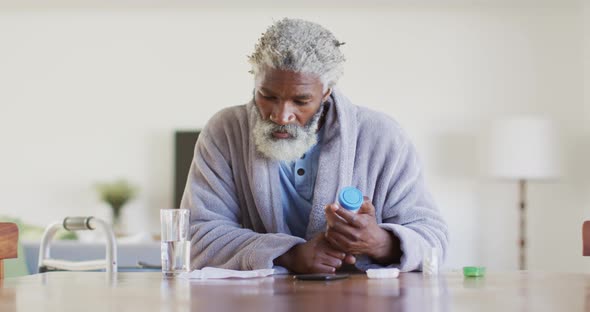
324, 197, 400, 264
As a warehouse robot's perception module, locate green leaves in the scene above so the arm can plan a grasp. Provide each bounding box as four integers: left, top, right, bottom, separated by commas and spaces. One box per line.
95, 179, 138, 213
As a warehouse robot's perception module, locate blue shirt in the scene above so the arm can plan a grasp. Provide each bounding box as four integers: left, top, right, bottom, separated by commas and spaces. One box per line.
279, 129, 324, 238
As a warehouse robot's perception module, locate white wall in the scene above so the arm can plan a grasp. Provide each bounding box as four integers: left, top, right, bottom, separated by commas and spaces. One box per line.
583, 0, 590, 272
0, 2, 586, 271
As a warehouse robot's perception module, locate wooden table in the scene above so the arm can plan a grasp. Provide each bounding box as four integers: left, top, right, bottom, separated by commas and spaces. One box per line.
0, 271, 588, 311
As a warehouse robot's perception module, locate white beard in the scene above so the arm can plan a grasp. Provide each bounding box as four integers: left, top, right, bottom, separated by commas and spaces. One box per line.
252, 105, 324, 161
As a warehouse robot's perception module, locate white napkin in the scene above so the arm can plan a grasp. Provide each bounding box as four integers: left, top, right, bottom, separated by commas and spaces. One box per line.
179, 267, 275, 279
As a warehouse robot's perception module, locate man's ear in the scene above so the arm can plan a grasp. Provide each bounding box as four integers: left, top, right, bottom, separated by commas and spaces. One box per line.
322, 88, 332, 102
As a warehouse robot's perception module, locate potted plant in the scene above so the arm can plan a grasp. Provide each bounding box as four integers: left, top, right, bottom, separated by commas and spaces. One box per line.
95, 179, 138, 236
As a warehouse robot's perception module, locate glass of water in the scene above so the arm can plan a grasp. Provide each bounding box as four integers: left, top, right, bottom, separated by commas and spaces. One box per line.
160, 209, 191, 276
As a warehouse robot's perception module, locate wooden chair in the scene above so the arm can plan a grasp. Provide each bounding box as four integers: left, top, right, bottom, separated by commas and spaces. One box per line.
0, 223, 18, 279
583, 221, 590, 256
582, 221, 590, 256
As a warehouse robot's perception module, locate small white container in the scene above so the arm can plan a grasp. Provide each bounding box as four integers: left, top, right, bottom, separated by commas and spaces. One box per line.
422, 247, 439, 276
366, 268, 400, 279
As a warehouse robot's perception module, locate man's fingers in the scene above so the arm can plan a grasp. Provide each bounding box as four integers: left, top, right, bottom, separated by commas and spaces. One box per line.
334, 206, 363, 227
326, 229, 356, 252
344, 254, 356, 265
321, 256, 343, 270
357, 196, 376, 216
324, 204, 344, 227
325, 248, 346, 260
328, 220, 358, 241
325, 203, 339, 213
313, 264, 337, 273
326, 229, 366, 255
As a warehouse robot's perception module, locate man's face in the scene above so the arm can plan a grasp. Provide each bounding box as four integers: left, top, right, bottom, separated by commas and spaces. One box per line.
252, 68, 331, 161
254, 68, 328, 132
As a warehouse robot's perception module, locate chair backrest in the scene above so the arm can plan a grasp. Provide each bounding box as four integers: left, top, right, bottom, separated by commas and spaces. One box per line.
0, 223, 18, 279
583, 221, 590, 256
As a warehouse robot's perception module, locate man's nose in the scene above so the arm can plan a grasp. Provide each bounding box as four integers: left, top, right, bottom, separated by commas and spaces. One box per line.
270, 103, 295, 125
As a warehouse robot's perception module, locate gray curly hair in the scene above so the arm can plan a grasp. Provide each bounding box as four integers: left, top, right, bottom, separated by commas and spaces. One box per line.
248, 18, 345, 91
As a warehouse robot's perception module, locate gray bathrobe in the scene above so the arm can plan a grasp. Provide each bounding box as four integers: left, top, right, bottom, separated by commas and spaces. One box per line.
180, 89, 448, 272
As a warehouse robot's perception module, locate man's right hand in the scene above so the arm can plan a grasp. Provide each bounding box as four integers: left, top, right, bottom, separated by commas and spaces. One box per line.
274, 233, 352, 273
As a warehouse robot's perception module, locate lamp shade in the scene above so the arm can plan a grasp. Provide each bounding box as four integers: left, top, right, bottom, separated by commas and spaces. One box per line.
486, 116, 561, 180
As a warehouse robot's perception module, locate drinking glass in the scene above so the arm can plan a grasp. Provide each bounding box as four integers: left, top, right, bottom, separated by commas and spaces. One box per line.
160, 209, 191, 276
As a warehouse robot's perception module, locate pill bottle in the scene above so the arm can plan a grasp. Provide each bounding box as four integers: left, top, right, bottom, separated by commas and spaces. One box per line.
338, 187, 363, 213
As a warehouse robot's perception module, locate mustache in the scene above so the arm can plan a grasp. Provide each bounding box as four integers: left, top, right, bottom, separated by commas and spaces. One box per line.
269, 123, 301, 137
257, 102, 325, 139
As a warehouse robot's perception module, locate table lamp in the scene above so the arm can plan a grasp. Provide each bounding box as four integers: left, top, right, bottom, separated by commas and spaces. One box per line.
486, 116, 561, 270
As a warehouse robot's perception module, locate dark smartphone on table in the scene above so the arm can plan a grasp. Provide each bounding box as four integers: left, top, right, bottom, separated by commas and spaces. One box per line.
293, 273, 350, 281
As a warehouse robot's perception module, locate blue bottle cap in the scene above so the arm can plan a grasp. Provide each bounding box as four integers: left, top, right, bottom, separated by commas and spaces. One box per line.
338, 187, 363, 212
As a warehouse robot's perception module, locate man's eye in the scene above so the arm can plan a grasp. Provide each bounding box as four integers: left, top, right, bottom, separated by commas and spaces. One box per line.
261, 94, 276, 100
294, 101, 309, 106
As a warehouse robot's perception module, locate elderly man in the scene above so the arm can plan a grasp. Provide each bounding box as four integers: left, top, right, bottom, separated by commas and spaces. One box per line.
181, 18, 448, 273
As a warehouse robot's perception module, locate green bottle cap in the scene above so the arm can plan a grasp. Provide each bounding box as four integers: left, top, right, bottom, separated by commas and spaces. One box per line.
463, 266, 486, 277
